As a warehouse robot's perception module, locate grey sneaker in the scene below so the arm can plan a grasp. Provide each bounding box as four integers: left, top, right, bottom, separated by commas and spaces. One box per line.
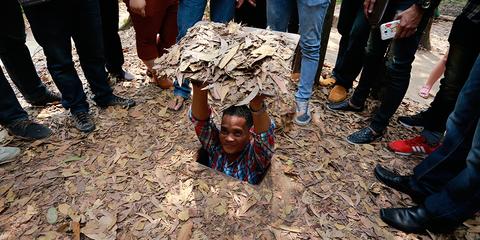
294, 100, 311, 126
0, 147, 20, 165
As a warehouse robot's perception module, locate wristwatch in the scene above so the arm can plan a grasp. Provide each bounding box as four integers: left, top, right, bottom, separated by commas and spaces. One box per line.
416, 0, 431, 9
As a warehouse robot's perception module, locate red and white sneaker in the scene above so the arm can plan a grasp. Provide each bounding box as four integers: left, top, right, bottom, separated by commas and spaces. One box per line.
388, 136, 439, 156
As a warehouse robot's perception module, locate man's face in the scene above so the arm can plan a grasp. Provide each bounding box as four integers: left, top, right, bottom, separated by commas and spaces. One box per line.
219, 115, 251, 155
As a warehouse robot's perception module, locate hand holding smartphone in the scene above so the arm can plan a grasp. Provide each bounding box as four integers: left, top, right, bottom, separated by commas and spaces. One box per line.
380, 20, 400, 40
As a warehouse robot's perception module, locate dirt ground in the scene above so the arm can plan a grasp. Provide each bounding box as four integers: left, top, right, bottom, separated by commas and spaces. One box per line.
1, 6, 479, 240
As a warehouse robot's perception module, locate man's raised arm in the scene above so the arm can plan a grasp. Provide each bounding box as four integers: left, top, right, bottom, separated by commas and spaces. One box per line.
249, 95, 270, 133
191, 83, 210, 121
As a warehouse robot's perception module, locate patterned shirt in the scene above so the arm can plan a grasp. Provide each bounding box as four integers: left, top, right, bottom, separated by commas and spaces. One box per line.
190, 109, 275, 184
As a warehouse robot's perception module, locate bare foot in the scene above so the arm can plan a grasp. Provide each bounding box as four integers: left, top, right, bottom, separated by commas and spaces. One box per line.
168, 95, 185, 111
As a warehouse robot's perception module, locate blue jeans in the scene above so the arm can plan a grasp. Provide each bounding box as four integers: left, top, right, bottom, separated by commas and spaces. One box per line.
175, 0, 236, 99
267, 0, 330, 102
410, 55, 480, 230
24, 0, 113, 114
350, 0, 431, 133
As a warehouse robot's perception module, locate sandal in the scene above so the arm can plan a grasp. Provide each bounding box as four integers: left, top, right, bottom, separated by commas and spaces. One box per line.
168, 95, 185, 111
418, 85, 431, 99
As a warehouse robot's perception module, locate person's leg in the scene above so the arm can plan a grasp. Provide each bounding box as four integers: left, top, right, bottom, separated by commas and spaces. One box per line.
421, 16, 480, 137
295, 0, 330, 102
70, 0, 115, 106
158, 1, 179, 57
99, 0, 125, 75
0, 67, 28, 126
422, 118, 480, 231
266, 0, 294, 32
333, 8, 370, 90
177, 0, 207, 40
0, 0, 50, 102
349, 30, 389, 108
412, 55, 480, 194
0, 67, 51, 140
210, 0, 235, 23
24, 2, 90, 113
174, 0, 207, 102
332, 0, 363, 80
368, 8, 431, 134
293, 0, 329, 125
419, 49, 447, 98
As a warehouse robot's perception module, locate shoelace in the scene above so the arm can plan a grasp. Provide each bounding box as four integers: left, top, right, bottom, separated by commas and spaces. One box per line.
405, 136, 426, 145
75, 112, 90, 123
8, 119, 32, 131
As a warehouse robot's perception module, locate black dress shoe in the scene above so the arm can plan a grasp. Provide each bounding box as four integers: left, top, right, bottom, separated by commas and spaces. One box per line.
380, 206, 430, 234
374, 165, 427, 203
327, 99, 363, 112
97, 95, 136, 109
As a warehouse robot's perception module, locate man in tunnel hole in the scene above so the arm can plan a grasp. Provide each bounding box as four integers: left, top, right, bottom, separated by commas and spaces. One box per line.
190, 82, 275, 185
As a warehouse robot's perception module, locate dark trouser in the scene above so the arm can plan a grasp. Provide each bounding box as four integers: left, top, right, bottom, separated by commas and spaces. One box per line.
234, 0, 267, 29
333, 6, 370, 89
0, 0, 50, 102
24, 0, 113, 113
99, 0, 124, 75
421, 16, 480, 140
410, 55, 480, 230
0, 67, 29, 126
350, 1, 431, 133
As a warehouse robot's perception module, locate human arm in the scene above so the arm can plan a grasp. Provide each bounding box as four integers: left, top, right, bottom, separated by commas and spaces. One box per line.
394, 4, 424, 39
190, 83, 220, 153
248, 0, 256, 7
191, 83, 210, 121
129, 0, 146, 17
249, 95, 270, 134
249, 95, 275, 169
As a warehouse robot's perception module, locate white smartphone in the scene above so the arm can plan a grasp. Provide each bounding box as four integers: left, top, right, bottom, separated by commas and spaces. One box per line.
380, 20, 400, 40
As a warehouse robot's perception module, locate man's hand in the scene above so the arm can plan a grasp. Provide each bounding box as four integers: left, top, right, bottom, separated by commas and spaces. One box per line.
236, 0, 245, 8
129, 0, 146, 17
192, 82, 210, 121
248, 0, 256, 7
250, 95, 266, 111
394, 4, 424, 39
363, 0, 376, 18
249, 95, 270, 134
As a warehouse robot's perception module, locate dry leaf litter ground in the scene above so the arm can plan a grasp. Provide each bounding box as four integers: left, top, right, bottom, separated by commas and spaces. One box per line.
0, 19, 479, 240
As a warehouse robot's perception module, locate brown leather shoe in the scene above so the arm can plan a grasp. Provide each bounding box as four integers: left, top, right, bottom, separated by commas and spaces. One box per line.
328, 85, 347, 103
320, 76, 336, 87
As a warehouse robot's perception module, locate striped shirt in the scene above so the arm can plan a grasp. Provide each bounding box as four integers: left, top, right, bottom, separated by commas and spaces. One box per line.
190, 109, 275, 184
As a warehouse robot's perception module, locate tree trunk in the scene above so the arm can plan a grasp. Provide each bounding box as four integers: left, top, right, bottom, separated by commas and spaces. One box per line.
419, 18, 433, 51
